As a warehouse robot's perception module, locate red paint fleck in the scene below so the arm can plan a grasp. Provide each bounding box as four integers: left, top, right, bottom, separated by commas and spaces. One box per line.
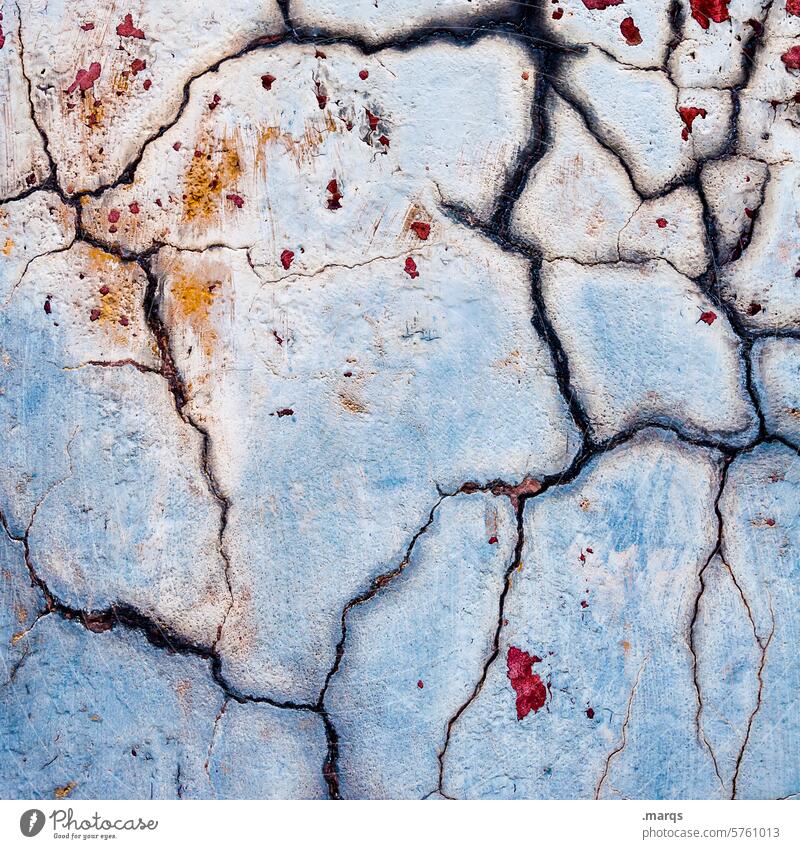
143, 79, 152, 91
522, 71, 530, 80
781, 46, 800, 70
507, 647, 547, 720
66, 62, 101, 94
99, 285, 110, 295
656, 217, 668, 228
130, 58, 146, 75
378, 134, 390, 147
194, 149, 203, 158
620, 17, 642, 45
315, 49, 327, 59
119, 315, 129, 327
275, 408, 294, 418
261, 74, 276, 90
90, 308, 101, 321
410, 221, 430, 240
745, 207, 754, 219
586, 547, 593, 553
690, 0, 730, 29
359, 69, 369, 80
315, 83, 328, 110
155, 198, 163, 207
552, 8, 564, 18
280, 249, 295, 270
679, 106, 707, 140
581, 0, 623, 8
417, 680, 424, 689
209, 93, 221, 111
116, 13, 145, 40
343, 371, 352, 377
172, 141, 182, 151
26, 173, 36, 186
404, 257, 419, 279
128, 202, 140, 214
586, 706, 595, 719
365, 108, 379, 131
698, 310, 717, 325
765, 517, 776, 527
44, 298, 52, 315
581, 600, 589, 608
108, 209, 120, 224
80, 22, 95, 31
788, 0, 800, 15
327, 179, 342, 210
579, 550, 586, 563
746, 302, 762, 316
108, 225, 118, 233
488, 536, 499, 545
226, 194, 244, 208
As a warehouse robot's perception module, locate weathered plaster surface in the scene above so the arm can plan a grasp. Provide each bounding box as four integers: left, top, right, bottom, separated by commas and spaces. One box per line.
1, 0, 799, 800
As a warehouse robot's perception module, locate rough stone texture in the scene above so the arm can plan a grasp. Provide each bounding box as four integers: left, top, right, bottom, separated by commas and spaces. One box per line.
327, 492, 515, 799
291, 0, 520, 43
719, 444, 800, 799
2, 0, 799, 802
0, 1, 50, 198
540, 259, 758, 445
442, 432, 725, 799
207, 701, 328, 799
752, 338, 800, 449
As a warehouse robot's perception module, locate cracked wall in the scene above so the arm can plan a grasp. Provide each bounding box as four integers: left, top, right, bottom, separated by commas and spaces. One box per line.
1, 0, 799, 801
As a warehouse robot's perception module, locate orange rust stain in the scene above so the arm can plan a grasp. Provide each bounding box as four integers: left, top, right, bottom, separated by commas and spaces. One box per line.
11, 631, 25, 646
166, 260, 229, 356
55, 781, 77, 799
2, 238, 13, 256
183, 137, 242, 221
83, 248, 138, 332
622, 640, 632, 652
338, 392, 368, 414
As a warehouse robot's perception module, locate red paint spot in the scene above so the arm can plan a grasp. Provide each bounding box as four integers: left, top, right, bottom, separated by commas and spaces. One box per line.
788, 0, 800, 15
315, 83, 328, 110
698, 310, 717, 325
116, 13, 145, 40
581, 0, 623, 8
67, 62, 101, 94
343, 371, 352, 377
209, 93, 221, 111
656, 217, 668, 228
359, 69, 369, 80
280, 249, 295, 270
765, 517, 776, 527
26, 173, 36, 186
417, 680, 424, 689
108, 209, 120, 224
226, 194, 244, 208
410, 221, 430, 240
620, 17, 642, 45
507, 647, 547, 720
80, 22, 95, 31
552, 8, 564, 18
488, 536, 499, 545
119, 315, 129, 327
172, 141, 182, 151
128, 202, 139, 214
378, 134, 390, 147
261, 74, 276, 90
275, 408, 294, 418
746, 302, 762, 316
315, 49, 327, 59
522, 71, 530, 80
99, 285, 110, 295
579, 550, 586, 563
365, 109, 379, 131
586, 706, 595, 719
130, 58, 146, 75
581, 600, 589, 609
327, 179, 342, 210
108, 225, 118, 233
143, 79, 152, 91
745, 207, 754, 219
679, 106, 707, 140
690, 0, 730, 29
404, 257, 419, 279
155, 198, 163, 208
90, 309, 101, 322
44, 298, 52, 315
781, 46, 800, 70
